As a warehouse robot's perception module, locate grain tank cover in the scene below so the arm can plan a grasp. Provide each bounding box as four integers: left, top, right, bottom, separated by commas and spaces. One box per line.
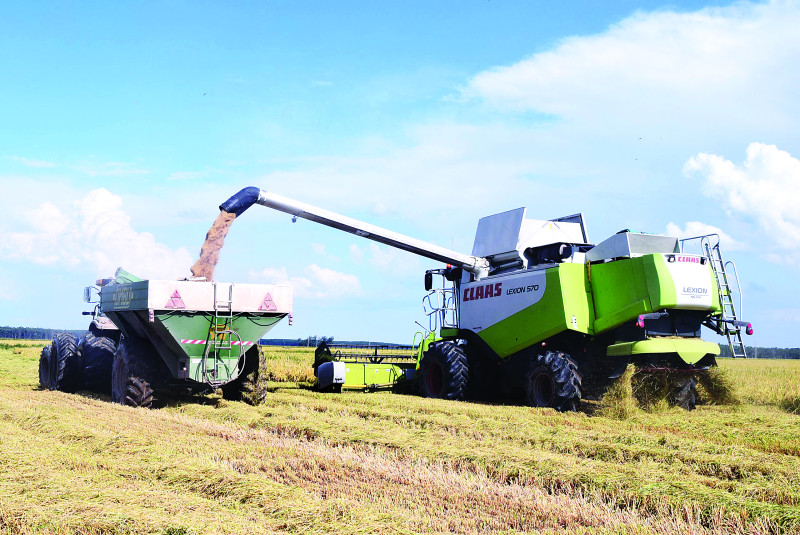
586, 232, 680, 262
472, 208, 589, 267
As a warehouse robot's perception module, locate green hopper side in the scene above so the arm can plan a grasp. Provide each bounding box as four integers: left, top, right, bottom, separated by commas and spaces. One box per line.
99, 272, 292, 387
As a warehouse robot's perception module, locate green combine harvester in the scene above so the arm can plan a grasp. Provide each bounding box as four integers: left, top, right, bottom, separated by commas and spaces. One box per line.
221, 187, 753, 410
39, 268, 292, 407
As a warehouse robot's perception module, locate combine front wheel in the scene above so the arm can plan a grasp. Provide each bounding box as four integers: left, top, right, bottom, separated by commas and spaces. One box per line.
418, 341, 468, 401
525, 351, 582, 411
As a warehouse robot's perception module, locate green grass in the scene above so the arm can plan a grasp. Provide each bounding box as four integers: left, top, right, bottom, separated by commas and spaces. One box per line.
2, 341, 799, 534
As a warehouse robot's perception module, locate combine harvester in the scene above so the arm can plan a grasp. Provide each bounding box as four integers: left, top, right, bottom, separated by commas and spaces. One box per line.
222, 187, 752, 410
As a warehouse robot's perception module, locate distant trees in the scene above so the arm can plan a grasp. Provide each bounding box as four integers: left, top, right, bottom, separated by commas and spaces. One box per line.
0, 326, 81, 340
718, 345, 800, 359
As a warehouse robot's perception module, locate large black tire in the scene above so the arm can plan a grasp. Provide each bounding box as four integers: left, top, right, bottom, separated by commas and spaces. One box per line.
81, 332, 116, 393
525, 351, 582, 411
51, 332, 82, 393
670, 377, 697, 411
39, 344, 54, 390
221, 346, 267, 405
111, 336, 155, 408
417, 341, 468, 401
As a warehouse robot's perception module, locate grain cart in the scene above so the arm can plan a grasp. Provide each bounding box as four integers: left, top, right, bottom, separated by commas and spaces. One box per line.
220, 187, 752, 411
39, 268, 292, 407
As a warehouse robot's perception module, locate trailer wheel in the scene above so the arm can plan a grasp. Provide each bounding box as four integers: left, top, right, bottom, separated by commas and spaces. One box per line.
670, 377, 697, 411
221, 346, 267, 405
82, 332, 117, 393
418, 341, 468, 401
51, 332, 82, 393
38, 344, 54, 390
111, 337, 154, 408
525, 351, 582, 411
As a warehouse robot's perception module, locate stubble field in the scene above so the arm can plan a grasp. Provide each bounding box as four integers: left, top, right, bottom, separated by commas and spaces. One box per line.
1, 340, 799, 534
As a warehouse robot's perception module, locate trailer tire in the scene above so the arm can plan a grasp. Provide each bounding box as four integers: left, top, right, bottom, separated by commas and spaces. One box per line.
525, 351, 582, 411
418, 341, 468, 401
51, 332, 82, 393
82, 332, 116, 393
111, 336, 155, 408
670, 378, 697, 411
221, 346, 267, 405
39, 344, 54, 390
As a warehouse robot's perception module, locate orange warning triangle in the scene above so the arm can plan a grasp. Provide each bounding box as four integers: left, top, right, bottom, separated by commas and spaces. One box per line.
259, 293, 277, 311
165, 290, 186, 309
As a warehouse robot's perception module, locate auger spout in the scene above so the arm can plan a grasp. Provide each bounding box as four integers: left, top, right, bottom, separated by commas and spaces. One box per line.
220, 187, 489, 276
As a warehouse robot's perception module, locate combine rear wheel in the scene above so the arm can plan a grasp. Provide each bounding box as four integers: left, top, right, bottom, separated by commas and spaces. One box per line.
111, 336, 155, 408
418, 341, 468, 401
82, 332, 116, 393
525, 351, 582, 411
51, 332, 82, 393
221, 346, 267, 404
670, 377, 697, 411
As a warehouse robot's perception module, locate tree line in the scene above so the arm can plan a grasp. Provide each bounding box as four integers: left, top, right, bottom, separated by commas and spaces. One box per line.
3, 326, 798, 358
718, 344, 800, 359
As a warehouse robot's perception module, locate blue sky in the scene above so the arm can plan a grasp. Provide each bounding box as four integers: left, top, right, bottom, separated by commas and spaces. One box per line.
1, 1, 798, 348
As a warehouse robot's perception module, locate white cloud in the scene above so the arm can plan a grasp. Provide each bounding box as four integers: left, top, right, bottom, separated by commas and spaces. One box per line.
665, 221, 745, 252
0, 188, 193, 279
764, 308, 800, 324
248, 264, 361, 299
347, 243, 423, 277
167, 170, 208, 181
464, 2, 800, 135
72, 161, 149, 177
684, 143, 800, 250
9, 155, 56, 168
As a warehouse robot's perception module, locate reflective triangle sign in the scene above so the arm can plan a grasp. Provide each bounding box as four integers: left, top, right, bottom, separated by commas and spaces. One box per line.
165, 290, 186, 309
259, 293, 277, 311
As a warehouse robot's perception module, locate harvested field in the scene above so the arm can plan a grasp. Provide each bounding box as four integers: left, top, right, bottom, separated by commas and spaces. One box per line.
1, 341, 799, 534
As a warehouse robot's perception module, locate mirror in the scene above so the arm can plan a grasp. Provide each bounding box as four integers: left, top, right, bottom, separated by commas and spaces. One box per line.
424, 272, 433, 292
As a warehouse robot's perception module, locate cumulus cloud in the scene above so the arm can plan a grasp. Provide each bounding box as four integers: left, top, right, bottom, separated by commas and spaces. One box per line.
464, 2, 800, 133
248, 264, 361, 299
684, 143, 800, 249
0, 188, 193, 279
665, 221, 745, 251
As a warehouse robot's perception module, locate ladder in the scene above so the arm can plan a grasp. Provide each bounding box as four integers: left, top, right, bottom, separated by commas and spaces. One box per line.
201, 283, 243, 385
681, 234, 749, 358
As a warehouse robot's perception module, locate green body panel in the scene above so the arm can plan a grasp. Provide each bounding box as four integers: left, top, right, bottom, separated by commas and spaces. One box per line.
158, 312, 283, 382
342, 362, 413, 389
607, 338, 720, 365
475, 263, 593, 358
99, 278, 290, 386
414, 331, 439, 368
590, 255, 720, 334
